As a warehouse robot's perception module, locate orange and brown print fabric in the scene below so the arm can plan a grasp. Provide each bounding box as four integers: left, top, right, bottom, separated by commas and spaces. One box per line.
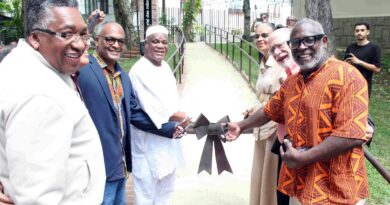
265, 57, 369, 204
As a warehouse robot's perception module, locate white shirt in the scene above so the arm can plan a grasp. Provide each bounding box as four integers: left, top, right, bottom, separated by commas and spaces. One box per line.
129, 57, 183, 179
0, 39, 106, 204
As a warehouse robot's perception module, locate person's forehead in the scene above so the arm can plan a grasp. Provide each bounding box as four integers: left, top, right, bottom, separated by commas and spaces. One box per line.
355, 25, 367, 30
49, 7, 85, 29
256, 25, 273, 33
269, 34, 288, 46
291, 23, 319, 38
148, 33, 168, 40
101, 24, 125, 37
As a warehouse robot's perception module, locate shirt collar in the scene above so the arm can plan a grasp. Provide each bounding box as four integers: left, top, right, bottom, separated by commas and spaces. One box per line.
93, 50, 108, 69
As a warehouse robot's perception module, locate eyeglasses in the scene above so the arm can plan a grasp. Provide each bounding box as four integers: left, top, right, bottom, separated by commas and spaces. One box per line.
255, 33, 269, 39
33, 28, 91, 43
288, 34, 324, 49
287, 19, 297, 22
97, 36, 126, 46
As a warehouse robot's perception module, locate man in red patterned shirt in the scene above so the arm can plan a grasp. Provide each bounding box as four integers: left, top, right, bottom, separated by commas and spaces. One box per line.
226, 18, 369, 205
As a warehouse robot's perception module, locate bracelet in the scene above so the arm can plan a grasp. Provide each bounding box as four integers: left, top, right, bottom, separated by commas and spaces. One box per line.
180, 114, 188, 124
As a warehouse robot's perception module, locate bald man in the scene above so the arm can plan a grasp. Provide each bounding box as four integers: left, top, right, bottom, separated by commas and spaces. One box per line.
227, 18, 369, 204
77, 22, 178, 204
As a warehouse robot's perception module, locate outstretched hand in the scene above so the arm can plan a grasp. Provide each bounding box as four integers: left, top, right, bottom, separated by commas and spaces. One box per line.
224, 122, 241, 142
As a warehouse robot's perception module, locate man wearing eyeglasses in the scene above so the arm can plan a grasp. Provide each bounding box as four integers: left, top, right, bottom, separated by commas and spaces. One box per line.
286, 16, 297, 29
0, 0, 106, 204
226, 18, 369, 205
77, 22, 178, 205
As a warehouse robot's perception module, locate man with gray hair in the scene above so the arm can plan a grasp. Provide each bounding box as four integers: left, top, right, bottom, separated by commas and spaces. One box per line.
0, 0, 106, 204
226, 18, 369, 204
77, 21, 179, 204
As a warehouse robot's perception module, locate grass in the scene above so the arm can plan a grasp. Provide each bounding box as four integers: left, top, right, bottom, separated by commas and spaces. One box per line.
119, 43, 390, 203
366, 66, 390, 205
211, 43, 390, 204
212, 41, 261, 87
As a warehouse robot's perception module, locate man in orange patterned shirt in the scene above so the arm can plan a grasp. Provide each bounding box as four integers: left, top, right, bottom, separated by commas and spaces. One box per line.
226, 18, 369, 205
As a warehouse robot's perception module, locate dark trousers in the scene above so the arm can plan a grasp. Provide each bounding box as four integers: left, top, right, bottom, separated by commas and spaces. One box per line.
272, 138, 290, 205
277, 154, 290, 205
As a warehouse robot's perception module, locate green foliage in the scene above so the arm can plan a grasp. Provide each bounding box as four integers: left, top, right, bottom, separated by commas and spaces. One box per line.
381, 54, 390, 73
0, 0, 23, 43
159, 14, 176, 27
182, 0, 201, 42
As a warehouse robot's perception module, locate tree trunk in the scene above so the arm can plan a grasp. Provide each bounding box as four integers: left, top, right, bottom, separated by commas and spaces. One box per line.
183, 0, 195, 41
305, 0, 335, 54
113, 0, 136, 49
242, 0, 251, 41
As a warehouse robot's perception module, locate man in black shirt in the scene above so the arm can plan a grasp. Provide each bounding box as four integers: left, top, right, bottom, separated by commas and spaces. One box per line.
344, 22, 381, 97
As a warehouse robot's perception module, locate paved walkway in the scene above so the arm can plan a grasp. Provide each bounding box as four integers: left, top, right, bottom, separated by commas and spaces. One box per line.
172, 42, 258, 204
126, 42, 257, 205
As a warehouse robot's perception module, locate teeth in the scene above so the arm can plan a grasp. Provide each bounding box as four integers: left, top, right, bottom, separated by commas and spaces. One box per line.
66, 54, 80, 58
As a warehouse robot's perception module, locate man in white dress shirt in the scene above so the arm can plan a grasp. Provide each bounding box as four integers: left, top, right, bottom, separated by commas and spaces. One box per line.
0, 0, 105, 204
129, 25, 191, 205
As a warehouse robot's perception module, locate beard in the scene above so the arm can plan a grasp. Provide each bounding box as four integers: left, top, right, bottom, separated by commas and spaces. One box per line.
299, 46, 328, 72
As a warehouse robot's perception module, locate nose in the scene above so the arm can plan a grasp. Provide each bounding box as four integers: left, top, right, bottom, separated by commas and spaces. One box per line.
71, 36, 87, 51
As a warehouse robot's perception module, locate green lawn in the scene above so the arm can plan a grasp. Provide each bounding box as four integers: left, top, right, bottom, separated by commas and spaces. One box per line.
118, 44, 390, 203
212, 43, 390, 204
212, 41, 261, 87
366, 60, 390, 204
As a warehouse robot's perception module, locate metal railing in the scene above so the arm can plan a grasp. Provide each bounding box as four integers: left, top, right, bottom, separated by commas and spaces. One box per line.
204, 24, 260, 90
204, 24, 390, 185
166, 25, 186, 84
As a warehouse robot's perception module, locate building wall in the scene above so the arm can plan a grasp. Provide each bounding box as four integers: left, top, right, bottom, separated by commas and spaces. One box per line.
292, 0, 390, 52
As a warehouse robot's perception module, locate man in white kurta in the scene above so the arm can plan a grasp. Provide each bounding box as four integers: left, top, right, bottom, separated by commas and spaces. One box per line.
0, 3, 105, 204
129, 25, 188, 205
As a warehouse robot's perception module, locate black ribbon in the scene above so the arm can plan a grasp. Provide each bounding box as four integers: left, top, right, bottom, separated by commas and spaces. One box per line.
193, 113, 233, 175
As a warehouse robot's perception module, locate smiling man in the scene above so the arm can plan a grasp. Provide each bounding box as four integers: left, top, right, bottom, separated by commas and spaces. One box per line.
77, 22, 179, 204
0, 0, 105, 204
226, 18, 369, 205
129, 25, 191, 205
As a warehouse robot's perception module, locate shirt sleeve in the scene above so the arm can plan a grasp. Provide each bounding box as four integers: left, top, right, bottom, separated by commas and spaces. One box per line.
5, 95, 72, 204
129, 82, 175, 138
331, 71, 369, 140
344, 46, 351, 60
372, 44, 381, 68
264, 81, 286, 124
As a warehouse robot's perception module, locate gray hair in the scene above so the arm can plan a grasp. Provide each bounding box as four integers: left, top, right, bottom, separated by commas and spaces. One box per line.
291, 18, 325, 37
256, 22, 275, 31
25, 0, 79, 37
95, 21, 122, 35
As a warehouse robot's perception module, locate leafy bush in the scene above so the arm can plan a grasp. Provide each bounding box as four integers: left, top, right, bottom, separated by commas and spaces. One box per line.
0, 0, 23, 43
381, 54, 390, 73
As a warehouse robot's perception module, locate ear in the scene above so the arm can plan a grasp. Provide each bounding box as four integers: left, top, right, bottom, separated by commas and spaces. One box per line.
27, 33, 40, 50
367, 30, 370, 35
322, 35, 329, 48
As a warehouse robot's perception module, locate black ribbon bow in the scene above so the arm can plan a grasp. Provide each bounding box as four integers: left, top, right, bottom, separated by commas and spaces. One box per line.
193, 113, 233, 175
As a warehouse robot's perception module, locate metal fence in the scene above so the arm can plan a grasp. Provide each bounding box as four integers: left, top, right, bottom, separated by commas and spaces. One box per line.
159, 4, 291, 37
165, 25, 186, 84
204, 24, 260, 90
